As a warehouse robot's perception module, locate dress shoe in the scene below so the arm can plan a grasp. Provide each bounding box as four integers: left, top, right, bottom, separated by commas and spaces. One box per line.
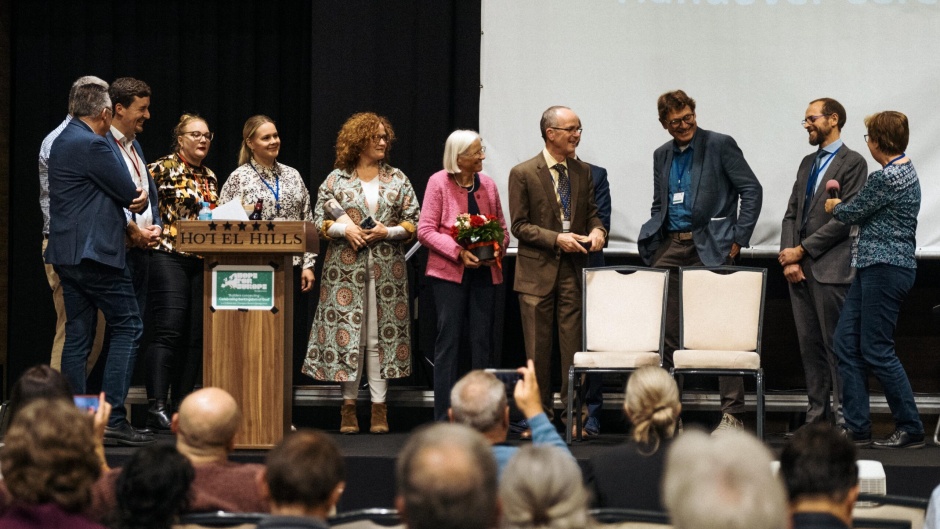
104, 421, 155, 446
711, 413, 743, 435
872, 429, 925, 449
838, 427, 872, 448
146, 400, 172, 431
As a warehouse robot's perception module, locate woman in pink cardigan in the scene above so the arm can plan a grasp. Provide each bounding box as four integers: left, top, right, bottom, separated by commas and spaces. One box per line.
417, 130, 509, 421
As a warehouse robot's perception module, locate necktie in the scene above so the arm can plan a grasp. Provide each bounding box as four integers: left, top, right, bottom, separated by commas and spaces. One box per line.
554, 164, 571, 220
803, 150, 826, 222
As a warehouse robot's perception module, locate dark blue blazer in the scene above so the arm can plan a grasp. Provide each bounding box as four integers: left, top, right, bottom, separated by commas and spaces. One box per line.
104, 131, 161, 227
587, 163, 610, 268
638, 128, 762, 266
44, 119, 140, 269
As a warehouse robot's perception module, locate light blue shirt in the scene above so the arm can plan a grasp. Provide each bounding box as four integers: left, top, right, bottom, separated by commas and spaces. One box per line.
811, 138, 844, 193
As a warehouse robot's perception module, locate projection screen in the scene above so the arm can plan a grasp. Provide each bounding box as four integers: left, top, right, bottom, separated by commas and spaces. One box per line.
479, 0, 940, 257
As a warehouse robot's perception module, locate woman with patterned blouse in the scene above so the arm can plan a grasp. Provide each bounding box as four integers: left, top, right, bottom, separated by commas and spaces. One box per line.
825, 111, 925, 449
144, 114, 218, 430
303, 112, 420, 435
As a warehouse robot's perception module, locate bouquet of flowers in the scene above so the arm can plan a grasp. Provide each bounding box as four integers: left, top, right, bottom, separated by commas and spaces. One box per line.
450, 213, 504, 264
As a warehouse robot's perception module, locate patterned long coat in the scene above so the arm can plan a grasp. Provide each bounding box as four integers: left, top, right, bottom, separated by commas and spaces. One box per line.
302, 163, 420, 382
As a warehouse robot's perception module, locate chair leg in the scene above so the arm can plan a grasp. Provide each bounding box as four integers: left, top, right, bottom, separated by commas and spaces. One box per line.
933, 414, 939, 446
756, 370, 764, 440
566, 366, 575, 444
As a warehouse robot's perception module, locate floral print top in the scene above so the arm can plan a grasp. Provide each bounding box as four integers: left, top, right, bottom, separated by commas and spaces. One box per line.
219, 159, 316, 269
148, 152, 218, 255
833, 160, 919, 269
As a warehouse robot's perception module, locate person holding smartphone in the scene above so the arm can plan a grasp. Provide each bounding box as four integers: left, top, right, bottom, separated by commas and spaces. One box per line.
303, 112, 420, 435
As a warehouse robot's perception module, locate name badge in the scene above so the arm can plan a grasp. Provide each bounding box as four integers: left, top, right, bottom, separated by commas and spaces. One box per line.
562, 220, 571, 233
672, 192, 685, 205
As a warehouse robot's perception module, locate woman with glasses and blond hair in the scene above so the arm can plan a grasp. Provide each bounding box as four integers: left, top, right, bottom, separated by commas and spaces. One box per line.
825, 111, 925, 449
585, 366, 681, 510
303, 112, 420, 435
143, 114, 218, 431
417, 129, 508, 421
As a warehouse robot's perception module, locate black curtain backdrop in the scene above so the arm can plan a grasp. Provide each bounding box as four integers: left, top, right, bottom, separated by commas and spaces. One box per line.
8, 0, 481, 390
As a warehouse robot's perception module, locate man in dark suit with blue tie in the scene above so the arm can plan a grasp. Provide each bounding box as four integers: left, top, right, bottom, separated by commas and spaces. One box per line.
779, 98, 867, 432
638, 90, 763, 433
45, 81, 154, 445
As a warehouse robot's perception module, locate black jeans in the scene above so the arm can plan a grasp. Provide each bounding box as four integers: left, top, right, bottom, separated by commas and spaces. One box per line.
145, 250, 203, 405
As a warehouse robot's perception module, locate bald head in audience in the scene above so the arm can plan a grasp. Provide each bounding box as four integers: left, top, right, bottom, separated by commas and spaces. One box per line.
396, 423, 500, 529
172, 387, 241, 461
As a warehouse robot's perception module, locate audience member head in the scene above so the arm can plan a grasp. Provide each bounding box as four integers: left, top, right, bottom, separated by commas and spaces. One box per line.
662, 429, 787, 529
779, 423, 859, 525
68, 75, 108, 115
499, 446, 588, 529
0, 399, 101, 512
865, 111, 909, 156
396, 423, 499, 529
623, 366, 680, 451
449, 370, 509, 441
6, 364, 73, 424
261, 429, 346, 519
112, 444, 194, 529
172, 387, 241, 460
443, 129, 482, 174
334, 112, 395, 172
238, 114, 275, 166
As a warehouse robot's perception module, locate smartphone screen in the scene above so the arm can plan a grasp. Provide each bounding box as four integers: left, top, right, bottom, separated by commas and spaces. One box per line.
485, 369, 523, 398
74, 395, 99, 412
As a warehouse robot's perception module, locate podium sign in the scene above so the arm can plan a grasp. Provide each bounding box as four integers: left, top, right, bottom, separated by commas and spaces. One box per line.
178, 220, 318, 449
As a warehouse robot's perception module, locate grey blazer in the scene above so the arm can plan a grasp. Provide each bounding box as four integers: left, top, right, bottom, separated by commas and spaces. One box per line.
638, 128, 763, 266
780, 144, 868, 284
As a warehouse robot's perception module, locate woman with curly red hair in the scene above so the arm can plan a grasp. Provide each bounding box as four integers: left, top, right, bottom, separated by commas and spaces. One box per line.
417, 129, 508, 421
303, 112, 420, 434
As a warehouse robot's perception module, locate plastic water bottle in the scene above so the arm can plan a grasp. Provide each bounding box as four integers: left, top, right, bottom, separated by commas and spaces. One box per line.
198, 202, 212, 221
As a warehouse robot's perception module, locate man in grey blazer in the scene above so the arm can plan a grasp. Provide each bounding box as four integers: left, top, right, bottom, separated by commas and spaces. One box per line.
779, 98, 867, 430
509, 106, 606, 422
637, 90, 762, 432
45, 81, 153, 445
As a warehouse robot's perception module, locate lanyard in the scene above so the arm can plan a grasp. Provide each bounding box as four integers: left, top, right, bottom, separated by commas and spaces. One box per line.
250, 161, 281, 215
114, 137, 143, 185
810, 147, 840, 185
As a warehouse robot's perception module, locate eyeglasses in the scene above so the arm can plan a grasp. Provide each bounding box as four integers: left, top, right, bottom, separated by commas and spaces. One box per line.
459, 146, 486, 158
864, 134, 870, 143
372, 134, 390, 143
182, 131, 214, 142
801, 114, 827, 126
548, 126, 583, 134
666, 113, 695, 128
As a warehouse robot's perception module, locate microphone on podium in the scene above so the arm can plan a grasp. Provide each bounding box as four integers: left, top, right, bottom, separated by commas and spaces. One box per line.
826, 179, 841, 199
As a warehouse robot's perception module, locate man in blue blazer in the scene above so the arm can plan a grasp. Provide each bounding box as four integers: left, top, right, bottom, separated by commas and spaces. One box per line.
637, 90, 763, 433
44, 81, 153, 446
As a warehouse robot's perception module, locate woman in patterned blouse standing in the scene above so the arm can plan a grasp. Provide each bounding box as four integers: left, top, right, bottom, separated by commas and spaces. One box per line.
219, 115, 318, 384
303, 112, 420, 435
144, 114, 218, 431
825, 111, 925, 449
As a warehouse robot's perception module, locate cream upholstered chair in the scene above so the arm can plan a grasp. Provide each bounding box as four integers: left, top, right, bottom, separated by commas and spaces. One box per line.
673, 266, 767, 439
566, 266, 668, 443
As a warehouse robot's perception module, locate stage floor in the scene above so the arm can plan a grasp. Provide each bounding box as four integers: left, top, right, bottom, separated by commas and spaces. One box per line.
108, 406, 940, 512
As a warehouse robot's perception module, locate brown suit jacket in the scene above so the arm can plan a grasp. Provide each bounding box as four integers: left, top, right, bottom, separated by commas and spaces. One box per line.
508, 152, 605, 296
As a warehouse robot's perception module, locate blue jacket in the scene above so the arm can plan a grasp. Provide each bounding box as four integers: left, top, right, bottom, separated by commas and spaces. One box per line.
44, 119, 140, 269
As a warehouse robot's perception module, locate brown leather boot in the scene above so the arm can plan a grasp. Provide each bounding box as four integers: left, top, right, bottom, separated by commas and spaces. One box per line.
340, 404, 359, 434
370, 402, 389, 434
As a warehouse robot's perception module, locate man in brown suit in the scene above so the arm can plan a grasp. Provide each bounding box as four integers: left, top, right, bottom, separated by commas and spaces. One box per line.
508, 106, 606, 422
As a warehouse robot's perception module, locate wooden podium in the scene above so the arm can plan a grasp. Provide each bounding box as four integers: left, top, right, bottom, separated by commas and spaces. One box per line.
177, 220, 318, 449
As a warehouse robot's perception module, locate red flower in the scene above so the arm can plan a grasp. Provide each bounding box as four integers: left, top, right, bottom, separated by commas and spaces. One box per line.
486, 214, 496, 221
450, 225, 459, 238
469, 215, 485, 228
